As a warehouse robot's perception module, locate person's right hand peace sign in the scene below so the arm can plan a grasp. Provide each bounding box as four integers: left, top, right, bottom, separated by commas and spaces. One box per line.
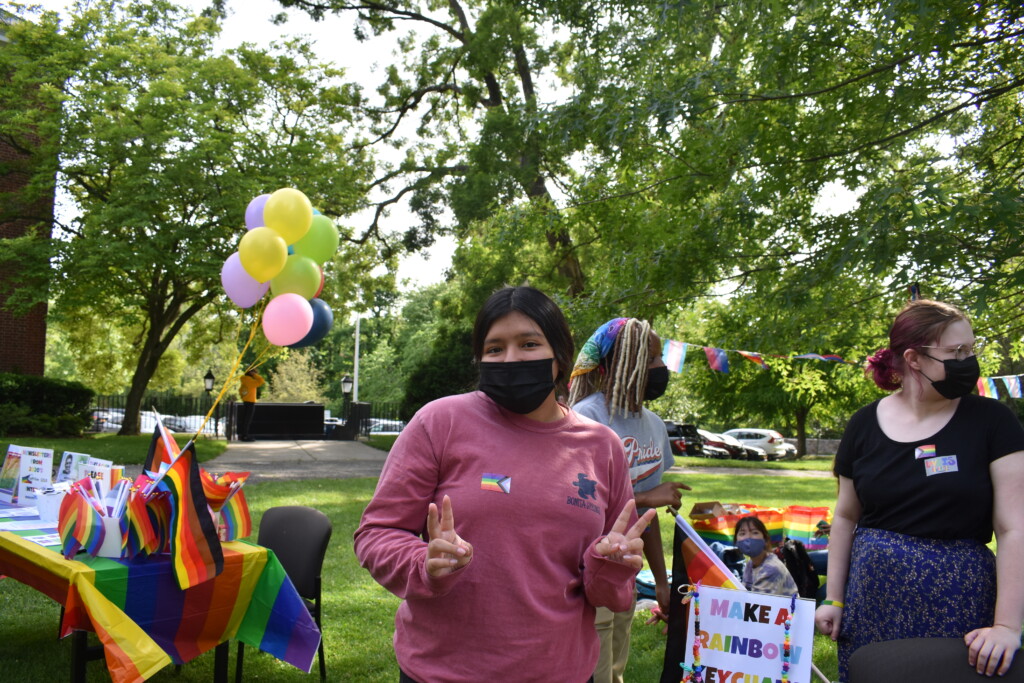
595, 499, 656, 569
425, 495, 473, 577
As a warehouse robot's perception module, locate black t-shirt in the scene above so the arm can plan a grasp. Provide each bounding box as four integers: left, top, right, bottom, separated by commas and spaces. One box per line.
835, 394, 1024, 542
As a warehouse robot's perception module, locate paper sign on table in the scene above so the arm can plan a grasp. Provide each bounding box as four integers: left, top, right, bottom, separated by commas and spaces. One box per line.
57, 451, 92, 483
18, 448, 53, 504
0, 445, 24, 504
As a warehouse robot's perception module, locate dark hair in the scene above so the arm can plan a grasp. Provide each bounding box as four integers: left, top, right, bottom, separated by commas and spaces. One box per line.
471, 286, 574, 385
866, 299, 969, 391
734, 515, 771, 546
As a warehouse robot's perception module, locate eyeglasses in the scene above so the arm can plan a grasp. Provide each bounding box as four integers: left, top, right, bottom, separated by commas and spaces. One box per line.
918, 341, 984, 361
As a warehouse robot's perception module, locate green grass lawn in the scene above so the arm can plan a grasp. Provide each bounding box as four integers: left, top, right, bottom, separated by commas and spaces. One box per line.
0, 472, 841, 682
2, 434, 227, 466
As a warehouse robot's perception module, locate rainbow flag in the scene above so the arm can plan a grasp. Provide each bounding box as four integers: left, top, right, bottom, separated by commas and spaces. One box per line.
675, 514, 744, 590
218, 487, 252, 541
704, 347, 730, 373
156, 442, 224, 589
480, 473, 511, 493
126, 477, 160, 558
144, 416, 180, 472
59, 485, 105, 559
737, 350, 767, 369
663, 340, 688, 373
977, 377, 998, 398
1002, 376, 1023, 399
200, 469, 250, 512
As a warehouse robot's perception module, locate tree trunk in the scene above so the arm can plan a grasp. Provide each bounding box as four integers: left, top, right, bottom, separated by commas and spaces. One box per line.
794, 405, 809, 459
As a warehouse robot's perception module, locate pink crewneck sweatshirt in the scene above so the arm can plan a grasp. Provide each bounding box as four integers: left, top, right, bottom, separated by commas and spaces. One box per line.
354, 391, 639, 683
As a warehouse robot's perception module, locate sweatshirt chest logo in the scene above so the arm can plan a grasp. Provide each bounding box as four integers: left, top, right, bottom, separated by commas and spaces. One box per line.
567, 473, 601, 515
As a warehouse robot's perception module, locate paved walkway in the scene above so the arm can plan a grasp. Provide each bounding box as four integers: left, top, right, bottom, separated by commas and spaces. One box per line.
197, 439, 832, 481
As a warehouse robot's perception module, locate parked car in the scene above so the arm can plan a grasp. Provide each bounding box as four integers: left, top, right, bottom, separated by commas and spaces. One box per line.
365, 418, 406, 435
723, 428, 788, 461
781, 441, 798, 458
664, 421, 704, 457
697, 429, 739, 460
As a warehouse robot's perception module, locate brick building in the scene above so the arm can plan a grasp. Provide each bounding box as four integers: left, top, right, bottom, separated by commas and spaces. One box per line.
0, 10, 52, 376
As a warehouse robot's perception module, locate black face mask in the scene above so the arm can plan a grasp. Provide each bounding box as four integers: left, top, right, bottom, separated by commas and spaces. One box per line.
920, 354, 980, 400
644, 366, 670, 401
478, 358, 556, 414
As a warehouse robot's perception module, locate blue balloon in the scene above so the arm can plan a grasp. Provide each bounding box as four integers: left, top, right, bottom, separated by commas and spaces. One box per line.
288, 298, 333, 348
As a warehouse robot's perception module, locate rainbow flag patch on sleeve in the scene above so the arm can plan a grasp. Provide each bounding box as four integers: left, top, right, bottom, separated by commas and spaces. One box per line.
480, 473, 511, 494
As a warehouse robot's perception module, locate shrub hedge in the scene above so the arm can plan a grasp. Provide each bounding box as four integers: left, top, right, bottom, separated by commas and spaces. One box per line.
0, 372, 93, 437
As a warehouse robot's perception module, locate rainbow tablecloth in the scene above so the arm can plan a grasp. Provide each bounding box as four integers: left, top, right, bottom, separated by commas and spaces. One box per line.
0, 502, 320, 683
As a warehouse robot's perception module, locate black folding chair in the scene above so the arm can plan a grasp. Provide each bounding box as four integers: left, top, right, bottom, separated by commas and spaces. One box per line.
235, 505, 332, 682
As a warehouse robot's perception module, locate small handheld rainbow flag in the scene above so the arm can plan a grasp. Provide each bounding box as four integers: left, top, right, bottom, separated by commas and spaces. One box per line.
156, 441, 224, 589
218, 486, 252, 541
58, 483, 106, 559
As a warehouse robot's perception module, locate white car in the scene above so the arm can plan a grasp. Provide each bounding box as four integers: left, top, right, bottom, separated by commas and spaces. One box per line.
723, 428, 787, 460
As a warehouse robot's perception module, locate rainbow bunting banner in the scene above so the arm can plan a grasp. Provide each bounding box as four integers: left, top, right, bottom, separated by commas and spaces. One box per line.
1001, 376, 1023, 399
156, 442, 224, 589
663, 340, 688, 373
976, 377, 998, 399
704, 347, 730, 373
737, 350, 768, 369
675, 514, 744, 591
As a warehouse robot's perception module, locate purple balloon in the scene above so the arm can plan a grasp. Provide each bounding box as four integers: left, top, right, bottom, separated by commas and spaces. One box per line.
244, 193, 271, 230
221, 252, 270, 308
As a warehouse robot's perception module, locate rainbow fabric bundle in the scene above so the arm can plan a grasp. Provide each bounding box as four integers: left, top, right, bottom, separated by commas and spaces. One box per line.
690, 503, 831, 551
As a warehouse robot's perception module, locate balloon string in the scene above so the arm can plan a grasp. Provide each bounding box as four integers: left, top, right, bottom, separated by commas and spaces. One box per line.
192, 300, 273, 441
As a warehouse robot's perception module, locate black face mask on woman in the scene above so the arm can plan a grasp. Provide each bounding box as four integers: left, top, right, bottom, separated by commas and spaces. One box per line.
919, 354, 980, 400
644, 366, 670, 401
478, 358, 556, 414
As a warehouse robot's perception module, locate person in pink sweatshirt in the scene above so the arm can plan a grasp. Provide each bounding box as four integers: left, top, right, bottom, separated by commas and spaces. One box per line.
354, 286, 655, 683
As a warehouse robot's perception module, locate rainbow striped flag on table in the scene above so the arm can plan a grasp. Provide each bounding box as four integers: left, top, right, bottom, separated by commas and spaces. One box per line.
155, 441, 223, 589
675, 514, 744, 591
144, 415, 180, 472
219, 487, 252, 541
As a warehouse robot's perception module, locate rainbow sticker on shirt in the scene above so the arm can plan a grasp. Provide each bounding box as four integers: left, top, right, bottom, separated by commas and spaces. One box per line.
914, 444, 937, 460
481, 473, 511, 494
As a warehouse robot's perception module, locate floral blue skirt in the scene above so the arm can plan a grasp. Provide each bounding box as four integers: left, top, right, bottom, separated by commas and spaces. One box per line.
837, 527, 996, 682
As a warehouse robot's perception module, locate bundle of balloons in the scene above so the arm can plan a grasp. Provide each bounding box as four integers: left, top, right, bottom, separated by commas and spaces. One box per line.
220, 188, 338, 347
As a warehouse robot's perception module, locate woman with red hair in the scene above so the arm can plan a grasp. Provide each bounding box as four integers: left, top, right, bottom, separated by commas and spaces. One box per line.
815, 299, 1024, 681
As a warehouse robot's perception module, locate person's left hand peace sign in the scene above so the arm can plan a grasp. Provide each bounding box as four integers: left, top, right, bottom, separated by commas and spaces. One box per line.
595, 499, 656, 569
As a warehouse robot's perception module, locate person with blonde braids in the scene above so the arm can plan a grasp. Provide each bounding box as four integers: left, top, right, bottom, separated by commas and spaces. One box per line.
815, 299, 1024, 681
569, 317, 692, 683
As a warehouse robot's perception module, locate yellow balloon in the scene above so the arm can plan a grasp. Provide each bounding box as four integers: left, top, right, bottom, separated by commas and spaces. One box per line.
238, 227, 288, 283
263, 188, 313, 244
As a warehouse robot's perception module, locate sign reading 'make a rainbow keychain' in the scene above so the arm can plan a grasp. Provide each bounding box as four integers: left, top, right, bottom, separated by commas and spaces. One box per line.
685, 585, 815, 683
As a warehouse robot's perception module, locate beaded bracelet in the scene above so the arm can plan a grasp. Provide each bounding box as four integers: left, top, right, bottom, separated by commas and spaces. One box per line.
820, 599, 844, 608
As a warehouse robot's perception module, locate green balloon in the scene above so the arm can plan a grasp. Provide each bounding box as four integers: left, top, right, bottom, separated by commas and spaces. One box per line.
270, 255, 321, 299
292, 214, 340, 264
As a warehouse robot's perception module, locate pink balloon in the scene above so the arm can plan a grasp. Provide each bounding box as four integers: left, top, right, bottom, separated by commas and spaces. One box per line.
221, 252, 270, 308
262, 293, 313, 346
245, 193, 270, 230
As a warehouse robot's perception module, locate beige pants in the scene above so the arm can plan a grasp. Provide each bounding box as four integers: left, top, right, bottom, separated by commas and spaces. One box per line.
593, 599, 636, 683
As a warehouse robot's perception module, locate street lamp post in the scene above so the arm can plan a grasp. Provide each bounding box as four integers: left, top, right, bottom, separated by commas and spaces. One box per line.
340, 374, 353, 421
204, 369, 217, 437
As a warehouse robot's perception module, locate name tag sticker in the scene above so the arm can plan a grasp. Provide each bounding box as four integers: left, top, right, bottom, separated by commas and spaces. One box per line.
924, 455, 958, 476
